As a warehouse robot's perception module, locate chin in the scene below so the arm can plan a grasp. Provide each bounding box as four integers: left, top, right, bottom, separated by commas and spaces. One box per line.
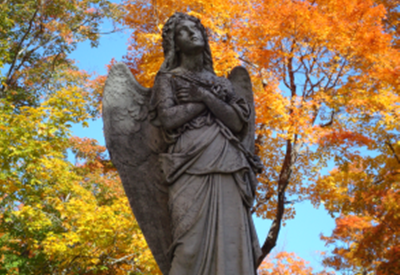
185, 44, 204, 55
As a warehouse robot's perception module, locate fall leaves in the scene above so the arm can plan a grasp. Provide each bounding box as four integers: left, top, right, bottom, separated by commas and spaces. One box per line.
0, 0, 159, 274
0, 68, 158, 273
1, 0, 399, 274
122, 0, 400, 273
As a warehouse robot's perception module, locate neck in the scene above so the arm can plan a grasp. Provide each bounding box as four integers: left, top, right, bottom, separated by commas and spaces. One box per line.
178, 52, 204, 72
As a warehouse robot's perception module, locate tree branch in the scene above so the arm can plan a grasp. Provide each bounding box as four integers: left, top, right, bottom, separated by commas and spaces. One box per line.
319, 110, 335, 127
386, 141, 400, 164
251, 190, 273, 214
109, 253, 135, 265
238, 56, 259, 69
256, 139, 303, 267
2, 8, 39, 93
287, 57, 296, 97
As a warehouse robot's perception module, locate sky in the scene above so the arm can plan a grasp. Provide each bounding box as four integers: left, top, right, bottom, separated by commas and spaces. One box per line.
69, 22, 337, 273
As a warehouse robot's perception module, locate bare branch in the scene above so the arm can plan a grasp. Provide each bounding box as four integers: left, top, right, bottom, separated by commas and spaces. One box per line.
238, 56, 259, 69
386, 141, 400, 164
251, 189, 273, 214
325, 58, 348, 91
109, 253, 135, 265
319, 110, 335, 127
256, 139, 303, 267
298, 48, 325, 98
152, 0, 160, 26
255, 123, 265, 156
287, 58, 296, 97
10, 34, 60, 79
88, 28, 127, 35
2, 8, 39, 92
282, 61, 291, 90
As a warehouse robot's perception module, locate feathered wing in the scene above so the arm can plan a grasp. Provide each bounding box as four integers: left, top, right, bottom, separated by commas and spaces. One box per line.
228, 66, 256, 153
102, 63, 171, 274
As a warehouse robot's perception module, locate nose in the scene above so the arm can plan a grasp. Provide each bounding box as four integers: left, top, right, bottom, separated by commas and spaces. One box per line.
188, 28, 195, 36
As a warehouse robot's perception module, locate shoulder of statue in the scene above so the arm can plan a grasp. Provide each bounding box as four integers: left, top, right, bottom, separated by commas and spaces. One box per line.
154, 71, 180, 89
157, 69, 189, 83
156, 70, 174, 79
217, 75, 233, 86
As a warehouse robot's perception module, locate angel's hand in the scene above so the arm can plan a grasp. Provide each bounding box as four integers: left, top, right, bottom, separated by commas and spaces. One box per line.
176, 86, 209, 103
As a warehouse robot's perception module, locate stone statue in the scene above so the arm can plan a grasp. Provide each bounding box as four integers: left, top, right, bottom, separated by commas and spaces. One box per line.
103, 12, 262, 275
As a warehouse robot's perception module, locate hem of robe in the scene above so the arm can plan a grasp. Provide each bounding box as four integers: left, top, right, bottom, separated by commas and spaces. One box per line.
168, 172, 261, 275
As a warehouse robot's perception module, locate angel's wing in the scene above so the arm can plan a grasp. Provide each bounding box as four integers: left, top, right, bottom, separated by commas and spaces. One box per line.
228, 66, 256, 153
102, 63, 171, 274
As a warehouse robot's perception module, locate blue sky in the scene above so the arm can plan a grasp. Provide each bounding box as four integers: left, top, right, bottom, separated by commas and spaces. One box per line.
70, 25, 337, 273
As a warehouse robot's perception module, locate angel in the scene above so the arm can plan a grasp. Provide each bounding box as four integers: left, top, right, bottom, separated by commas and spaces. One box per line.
103, 12, 262, 275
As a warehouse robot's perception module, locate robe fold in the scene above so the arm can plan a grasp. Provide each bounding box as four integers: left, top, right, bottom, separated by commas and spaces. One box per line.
151, 72, 261, 275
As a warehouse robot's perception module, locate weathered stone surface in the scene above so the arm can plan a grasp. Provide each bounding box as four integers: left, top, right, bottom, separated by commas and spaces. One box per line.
103, 12, 262, 275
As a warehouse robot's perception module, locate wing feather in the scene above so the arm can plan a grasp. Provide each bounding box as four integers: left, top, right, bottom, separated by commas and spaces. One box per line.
103, 62, 171, 274
228, 66, 256, 153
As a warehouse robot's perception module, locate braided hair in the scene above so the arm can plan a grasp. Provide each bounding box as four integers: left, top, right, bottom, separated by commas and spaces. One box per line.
160, 12, 215, 74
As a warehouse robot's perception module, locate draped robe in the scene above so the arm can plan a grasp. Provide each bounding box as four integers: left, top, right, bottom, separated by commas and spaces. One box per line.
151, 71, 261, 275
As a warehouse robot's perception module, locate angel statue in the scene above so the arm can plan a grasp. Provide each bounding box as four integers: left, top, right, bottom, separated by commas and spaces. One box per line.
103, 12, 263, 275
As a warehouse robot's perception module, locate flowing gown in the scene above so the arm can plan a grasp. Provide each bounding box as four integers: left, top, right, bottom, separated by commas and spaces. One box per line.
151, 71, 261, 275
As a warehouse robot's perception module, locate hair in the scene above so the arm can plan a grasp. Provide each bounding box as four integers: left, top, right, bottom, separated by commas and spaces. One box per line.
160, 12, 215, 74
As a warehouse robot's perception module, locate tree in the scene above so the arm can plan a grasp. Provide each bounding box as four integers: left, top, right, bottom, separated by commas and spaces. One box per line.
121, 0, 400, 272
0, 0, 160, 273
317, 159, 400, 274
2, 0, 398, 273
259, 251, 334, 275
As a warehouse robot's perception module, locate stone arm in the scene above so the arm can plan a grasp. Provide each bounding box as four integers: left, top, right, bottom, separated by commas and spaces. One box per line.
157, 99, 206, 130
152, 73, 244, 132
178, 85, 244, 133
201, 88, 244, 133
152, 73, 207, 130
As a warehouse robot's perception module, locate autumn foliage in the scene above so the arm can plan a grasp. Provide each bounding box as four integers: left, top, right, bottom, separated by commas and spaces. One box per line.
122, 0, 400, 273
1, 0, 399, 274
259, 251, 335, 275
0, 0, 159, 274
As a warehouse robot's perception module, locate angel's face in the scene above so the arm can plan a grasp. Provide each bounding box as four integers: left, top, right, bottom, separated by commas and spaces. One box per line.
174, 20, 205, 54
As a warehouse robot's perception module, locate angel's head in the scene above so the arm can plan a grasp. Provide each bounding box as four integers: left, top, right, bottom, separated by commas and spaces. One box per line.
160, 12, 214, 74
